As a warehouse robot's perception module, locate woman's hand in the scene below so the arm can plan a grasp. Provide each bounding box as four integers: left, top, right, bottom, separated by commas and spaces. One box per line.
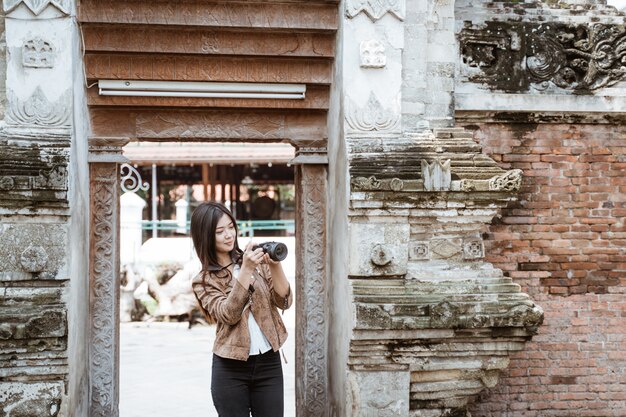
240, 241, 265, 277
262, 253, 280, 265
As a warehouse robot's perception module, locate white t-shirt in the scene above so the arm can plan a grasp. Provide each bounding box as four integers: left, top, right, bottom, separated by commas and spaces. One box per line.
233, 265, 272, 355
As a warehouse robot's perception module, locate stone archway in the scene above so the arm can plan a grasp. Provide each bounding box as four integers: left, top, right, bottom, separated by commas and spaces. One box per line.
87, 138, 330, 417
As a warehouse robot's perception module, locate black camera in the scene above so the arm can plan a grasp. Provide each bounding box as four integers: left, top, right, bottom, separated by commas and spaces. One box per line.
252, 241, 288, 262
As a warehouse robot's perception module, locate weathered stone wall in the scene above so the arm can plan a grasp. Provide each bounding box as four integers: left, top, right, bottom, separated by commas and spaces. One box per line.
458, 121, 626, 416
403, 0, 456, 129
0, 1, 88, 416
0, 10, 5, 119
339, 0, 544, 415
327, 5, 352, 417
67, 7, 93, 414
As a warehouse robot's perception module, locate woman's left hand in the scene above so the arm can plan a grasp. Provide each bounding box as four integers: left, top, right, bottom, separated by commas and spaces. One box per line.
262, 253, 280, 265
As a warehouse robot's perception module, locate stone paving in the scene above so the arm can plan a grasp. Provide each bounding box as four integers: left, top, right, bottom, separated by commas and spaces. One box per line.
120, 280, 296, 417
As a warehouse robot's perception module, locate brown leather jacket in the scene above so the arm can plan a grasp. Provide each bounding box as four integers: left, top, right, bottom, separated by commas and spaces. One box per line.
192, 263, 293, 361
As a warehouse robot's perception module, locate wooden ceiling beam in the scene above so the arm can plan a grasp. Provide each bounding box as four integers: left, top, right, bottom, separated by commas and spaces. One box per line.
78, 1, 338, 31
85, 54, 332, 84
90, 108, 328, 145
81, 25, 335, 58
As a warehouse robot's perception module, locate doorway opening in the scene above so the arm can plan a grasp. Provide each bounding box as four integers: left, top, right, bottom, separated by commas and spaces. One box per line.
117, 142, 298, 417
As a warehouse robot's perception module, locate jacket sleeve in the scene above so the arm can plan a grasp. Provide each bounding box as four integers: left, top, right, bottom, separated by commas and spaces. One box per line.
261, 264, 293, 312
192, 272, 249, 326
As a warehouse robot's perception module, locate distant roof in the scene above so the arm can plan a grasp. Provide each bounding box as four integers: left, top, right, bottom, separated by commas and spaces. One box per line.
123, 142, 295, 165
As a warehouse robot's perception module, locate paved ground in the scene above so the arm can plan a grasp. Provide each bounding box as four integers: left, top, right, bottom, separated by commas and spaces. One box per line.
120, 281, 296, 417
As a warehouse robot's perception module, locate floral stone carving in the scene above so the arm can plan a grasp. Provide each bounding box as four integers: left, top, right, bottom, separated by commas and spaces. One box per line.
345, 0, 405, 21
90, 165, 119, 417
3, 0, 70, 16
297, 165, 329, 416
20, 246, 48, 272
460, 22, 626, 92
527, 24, 626, 91
23, 38, 55, 68
6, 87, 70, 128
346, 93, 400, 134
360, 39, 386, 68
421, 159, 451, 191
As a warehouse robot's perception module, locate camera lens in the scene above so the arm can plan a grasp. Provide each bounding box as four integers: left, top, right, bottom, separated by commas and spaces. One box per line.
272, 243, 287, 261
256, 241, 288, 262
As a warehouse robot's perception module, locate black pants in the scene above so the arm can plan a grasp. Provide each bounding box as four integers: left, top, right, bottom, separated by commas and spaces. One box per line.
211, 350, 284, 417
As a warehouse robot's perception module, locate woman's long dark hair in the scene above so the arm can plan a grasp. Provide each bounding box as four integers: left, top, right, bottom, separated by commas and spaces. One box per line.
190, 202, 243, 273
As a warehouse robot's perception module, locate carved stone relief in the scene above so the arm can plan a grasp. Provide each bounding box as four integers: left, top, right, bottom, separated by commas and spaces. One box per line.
409, 241, 429, 260
460, 28, 512, 70
296, 164, 328, 417
6, 87, 71, 128
370, 243, 393, 266
460, 23, 626, 92
346, 0, 405, 22
346, 93, 400, 135
489, 169, 522, 192
428, 300, 543, 331
360, 40, 386, 68
526, 24, 626, 91
389, 178, 403, 191
3, 0, 70, 16
351, 176, 382, 190
137, 112, 285, 140
89, 164, 120, 417
22, 37, 55, 68
348, 371, 410, 417
20, 245, 48, 272
0, 223, 68, 280
421, 159, 451, 191
430, 238, 462, 259
463, 238, 484, 260
349, 223, 409, 276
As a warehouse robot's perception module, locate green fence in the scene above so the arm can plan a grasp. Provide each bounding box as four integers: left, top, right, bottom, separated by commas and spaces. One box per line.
138, 220, 295, 237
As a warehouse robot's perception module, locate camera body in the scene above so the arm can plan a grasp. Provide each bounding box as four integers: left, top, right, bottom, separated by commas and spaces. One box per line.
252, 241, 288, 262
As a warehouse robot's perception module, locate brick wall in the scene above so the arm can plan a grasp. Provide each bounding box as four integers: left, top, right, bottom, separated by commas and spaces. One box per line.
461, 122, 626, 417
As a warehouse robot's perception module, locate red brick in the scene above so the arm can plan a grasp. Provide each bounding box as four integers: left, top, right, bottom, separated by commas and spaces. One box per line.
580, 217, 617, 224
463, 123, 625, 417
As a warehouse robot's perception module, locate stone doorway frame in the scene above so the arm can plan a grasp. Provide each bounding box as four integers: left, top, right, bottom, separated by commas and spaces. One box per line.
87, 137, 330, 417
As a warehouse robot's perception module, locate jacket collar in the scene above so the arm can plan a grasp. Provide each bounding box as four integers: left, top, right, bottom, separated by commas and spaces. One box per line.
205, 251, 242, 272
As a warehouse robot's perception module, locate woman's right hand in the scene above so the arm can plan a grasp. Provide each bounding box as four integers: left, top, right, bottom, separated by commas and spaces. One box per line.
240, 241, 264, 277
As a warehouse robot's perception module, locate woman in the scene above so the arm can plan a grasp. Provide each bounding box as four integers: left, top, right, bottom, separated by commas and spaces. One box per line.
190, 202, 292, 417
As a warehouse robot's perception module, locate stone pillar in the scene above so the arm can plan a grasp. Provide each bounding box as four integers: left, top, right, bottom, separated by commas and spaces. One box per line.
0, 1, 76, 415
344, 0, 404, 139
88, 137, 128, 417
292, 148, 329, 417
0, 9, 6, 119
403, 0, 456, 129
